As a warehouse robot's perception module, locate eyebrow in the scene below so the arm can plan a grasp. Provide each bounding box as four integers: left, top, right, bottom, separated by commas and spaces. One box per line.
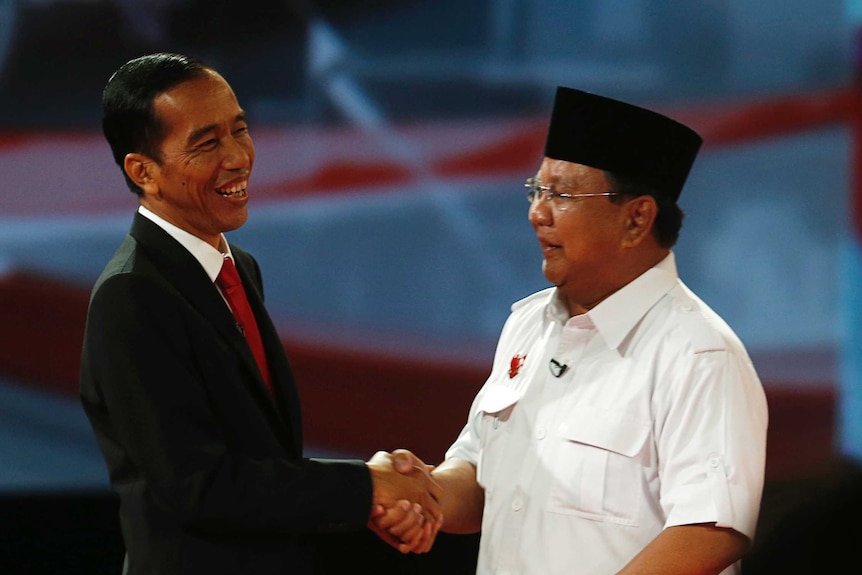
537, 175, 572, 188
185, 112, 247, 146
542, 174, 579, 188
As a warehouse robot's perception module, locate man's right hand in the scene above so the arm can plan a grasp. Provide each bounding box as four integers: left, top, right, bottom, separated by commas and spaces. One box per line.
366, 449, 442, 552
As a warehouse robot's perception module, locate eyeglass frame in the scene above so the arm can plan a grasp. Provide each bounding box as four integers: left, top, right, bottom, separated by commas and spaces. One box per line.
525, 177, 619, 211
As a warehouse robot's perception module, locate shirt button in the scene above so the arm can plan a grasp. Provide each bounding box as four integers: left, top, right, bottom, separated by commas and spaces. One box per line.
536, 427, 546, 439
708, 455, 722, 468
512, 498, 523, 511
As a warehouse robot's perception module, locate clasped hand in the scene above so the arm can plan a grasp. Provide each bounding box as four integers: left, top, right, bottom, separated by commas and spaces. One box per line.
366, 449, 442, 553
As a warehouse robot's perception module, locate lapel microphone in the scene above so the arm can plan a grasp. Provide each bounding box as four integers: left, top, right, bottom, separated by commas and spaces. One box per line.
549, 358, 568, 378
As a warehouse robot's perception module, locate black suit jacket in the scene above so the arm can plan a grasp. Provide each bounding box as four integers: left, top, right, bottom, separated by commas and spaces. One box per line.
80, 212, 372, 575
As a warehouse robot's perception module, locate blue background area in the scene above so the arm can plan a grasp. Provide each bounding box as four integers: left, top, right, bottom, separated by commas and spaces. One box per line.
0, 0, 855, 490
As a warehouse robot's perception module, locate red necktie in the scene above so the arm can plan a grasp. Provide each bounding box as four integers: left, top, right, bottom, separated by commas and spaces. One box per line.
216, 256, 273, 394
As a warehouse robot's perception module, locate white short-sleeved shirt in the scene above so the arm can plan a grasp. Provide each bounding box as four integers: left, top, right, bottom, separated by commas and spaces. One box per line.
446, 252, 768, 575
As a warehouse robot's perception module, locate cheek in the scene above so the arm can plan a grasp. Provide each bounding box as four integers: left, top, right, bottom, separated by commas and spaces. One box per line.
560, 221, 616, 260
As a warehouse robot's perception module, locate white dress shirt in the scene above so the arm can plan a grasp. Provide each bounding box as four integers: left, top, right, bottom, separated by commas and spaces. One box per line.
138, 205, 232, 282
446, 252, 768, 575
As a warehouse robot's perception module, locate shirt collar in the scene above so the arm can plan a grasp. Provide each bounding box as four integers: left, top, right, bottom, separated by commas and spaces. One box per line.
137, 205, 232, 282
546, 252, 679, 351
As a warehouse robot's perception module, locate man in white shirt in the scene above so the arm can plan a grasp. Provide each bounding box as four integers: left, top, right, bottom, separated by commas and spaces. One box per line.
381, 86, 768, 574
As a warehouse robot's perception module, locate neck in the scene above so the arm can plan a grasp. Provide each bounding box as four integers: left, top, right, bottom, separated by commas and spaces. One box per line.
564, 248, 670, 317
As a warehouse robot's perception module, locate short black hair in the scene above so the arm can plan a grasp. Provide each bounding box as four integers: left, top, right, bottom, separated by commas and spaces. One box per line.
605, 171, 684, 248
102, 52, 213, 195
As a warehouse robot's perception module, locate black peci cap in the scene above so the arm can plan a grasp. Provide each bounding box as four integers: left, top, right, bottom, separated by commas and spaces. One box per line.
544, 87, 703, 201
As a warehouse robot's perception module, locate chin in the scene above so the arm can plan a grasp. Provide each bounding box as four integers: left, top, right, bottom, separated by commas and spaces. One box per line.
542, 264, 561, 287
224, 214, 249, 232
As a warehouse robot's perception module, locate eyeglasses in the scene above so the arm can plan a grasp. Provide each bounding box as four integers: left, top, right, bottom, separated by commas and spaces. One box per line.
525, 177, 618, 211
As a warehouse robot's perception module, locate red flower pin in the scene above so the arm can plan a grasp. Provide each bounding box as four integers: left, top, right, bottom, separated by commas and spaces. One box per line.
509, 354, 527, 378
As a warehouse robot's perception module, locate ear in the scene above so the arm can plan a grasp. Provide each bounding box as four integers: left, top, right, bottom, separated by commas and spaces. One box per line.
124, 153, 160, 197
621, 196, 658, 248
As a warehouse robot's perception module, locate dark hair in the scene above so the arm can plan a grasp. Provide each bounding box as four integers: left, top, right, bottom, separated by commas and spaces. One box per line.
605, 171, 684, 248
102, 53, 213, 195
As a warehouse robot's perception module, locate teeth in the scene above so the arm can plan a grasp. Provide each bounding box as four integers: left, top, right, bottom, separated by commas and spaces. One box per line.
216, 183, 247, 197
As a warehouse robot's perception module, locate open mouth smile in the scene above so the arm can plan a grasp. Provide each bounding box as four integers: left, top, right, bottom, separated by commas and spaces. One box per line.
216, 180, 248, 198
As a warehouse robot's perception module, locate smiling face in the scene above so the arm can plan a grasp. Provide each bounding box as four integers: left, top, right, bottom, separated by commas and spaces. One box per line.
529, 158, 641, 315
126, 70, 254, 248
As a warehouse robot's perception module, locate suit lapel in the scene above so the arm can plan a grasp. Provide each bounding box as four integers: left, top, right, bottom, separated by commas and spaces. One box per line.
128, 214, 288, 428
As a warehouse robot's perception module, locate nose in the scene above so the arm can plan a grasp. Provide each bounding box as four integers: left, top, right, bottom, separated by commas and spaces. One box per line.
222, 136, 253, 171
529, 198, 552, 227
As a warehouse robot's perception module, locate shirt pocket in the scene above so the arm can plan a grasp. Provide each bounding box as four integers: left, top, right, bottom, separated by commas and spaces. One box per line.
546, 406, 650, 526
475, 386, 520, 493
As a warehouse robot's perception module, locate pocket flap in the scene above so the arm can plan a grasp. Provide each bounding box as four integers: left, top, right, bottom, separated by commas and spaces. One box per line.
476, 386, 521, 415
560, 407, 649, 457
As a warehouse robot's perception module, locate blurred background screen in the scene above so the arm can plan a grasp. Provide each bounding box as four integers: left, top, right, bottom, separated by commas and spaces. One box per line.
1, 0, 860, 572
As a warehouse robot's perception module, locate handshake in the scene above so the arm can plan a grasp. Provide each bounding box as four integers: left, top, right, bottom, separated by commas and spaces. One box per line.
365, 448, 445, 554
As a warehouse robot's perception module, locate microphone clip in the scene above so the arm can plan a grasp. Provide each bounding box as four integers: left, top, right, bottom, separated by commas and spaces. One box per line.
549, 358, 568, 378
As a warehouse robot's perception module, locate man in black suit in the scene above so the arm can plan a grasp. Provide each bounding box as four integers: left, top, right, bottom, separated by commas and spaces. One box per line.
79, 52, 439, 575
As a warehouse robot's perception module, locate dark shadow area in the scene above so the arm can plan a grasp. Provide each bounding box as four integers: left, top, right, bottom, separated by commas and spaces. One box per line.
315, 529, 479, 575
743, 456, 862, 574
0, 491, 124, 575
0, 490, 479, 575
0, 1, 308, 129
0, 2, 151, 129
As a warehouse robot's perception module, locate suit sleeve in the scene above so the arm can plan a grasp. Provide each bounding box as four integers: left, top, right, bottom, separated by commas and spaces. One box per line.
80, 270, 373, 537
